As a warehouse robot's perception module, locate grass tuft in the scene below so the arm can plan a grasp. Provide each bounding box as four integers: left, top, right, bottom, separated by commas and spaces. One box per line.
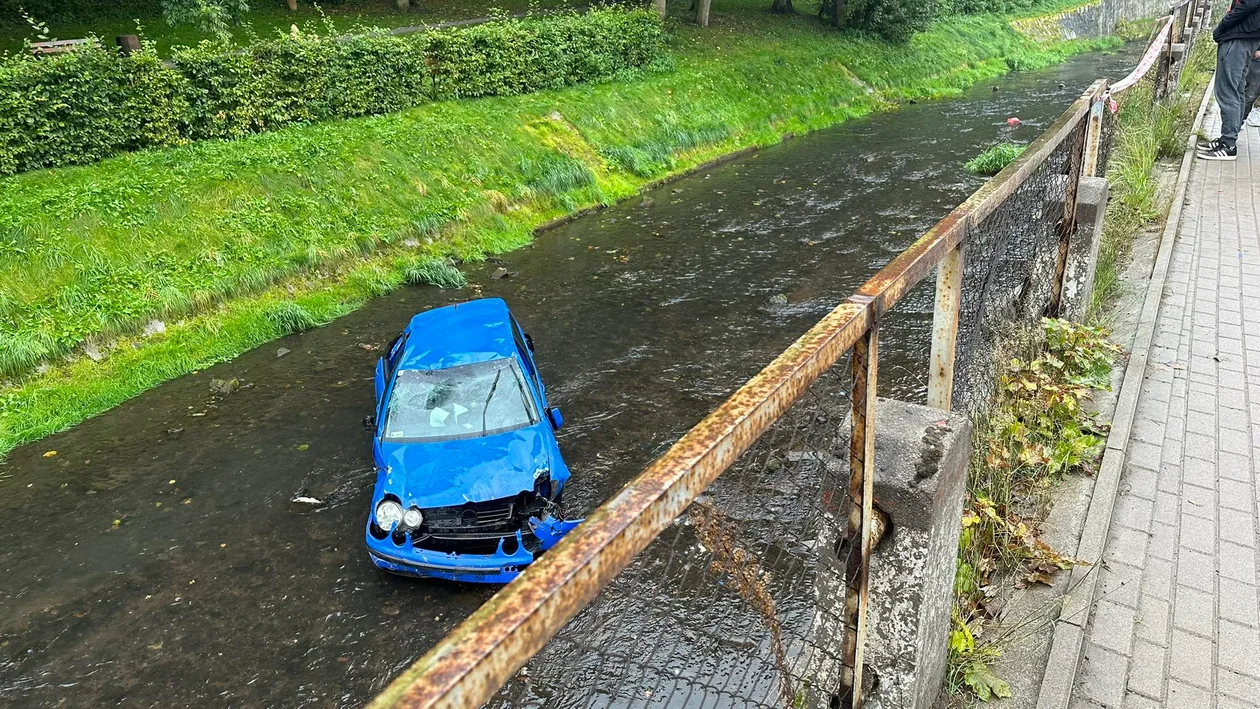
402, 258, 467, 289
263, 301, 322, 334
964, 142, 1026, 175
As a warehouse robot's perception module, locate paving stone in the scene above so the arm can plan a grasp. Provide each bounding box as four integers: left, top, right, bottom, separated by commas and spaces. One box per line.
1219, 506, 1257, 548
1217, 620, 1260, 677
1218, 668, 1260, 702
1218, 577, 1260, 627
1171, 586, 1214, 634
1124, 640, 1165, 698
1134, 593, 1170, 646
1076, 643, 1130, 708
1091, 600, 1137, 655
1165, 679, 1212, 708
1178, 512, 1216, 554
1167, 630, 1213, 687
1219, 541, 1257, 583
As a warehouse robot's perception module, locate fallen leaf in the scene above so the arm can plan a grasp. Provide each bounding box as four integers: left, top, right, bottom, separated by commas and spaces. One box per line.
43, 450, 57, 458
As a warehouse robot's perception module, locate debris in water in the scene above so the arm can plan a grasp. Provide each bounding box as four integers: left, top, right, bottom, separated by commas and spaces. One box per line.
640, 197, 655, 208
768, 294, 789, 306
1007, 117, 1021, 127
491, 267, 517, 280
43, 450, 57, 458
297, 444, 310, 451
291, 494, 325, 506
276, 347, 291, 358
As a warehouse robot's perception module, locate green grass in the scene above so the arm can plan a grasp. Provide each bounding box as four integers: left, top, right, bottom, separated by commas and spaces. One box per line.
0, 0, 582, 55
964, 142, 1026, 175
1088, 35, 1215, 316
0, 0, 1119, 457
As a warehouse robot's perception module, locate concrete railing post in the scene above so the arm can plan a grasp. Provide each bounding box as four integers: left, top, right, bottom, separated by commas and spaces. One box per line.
846, 398, 972, 709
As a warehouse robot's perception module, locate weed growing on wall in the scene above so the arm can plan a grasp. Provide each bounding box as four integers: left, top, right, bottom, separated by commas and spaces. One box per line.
948, 318, 1118, 701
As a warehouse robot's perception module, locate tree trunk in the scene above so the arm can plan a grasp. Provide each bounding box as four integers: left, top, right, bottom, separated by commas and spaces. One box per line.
286, 0, 297, 11
654, 0, 666, 19
696, 0, 710, 26
395, 0, 411, 10
769, 0, 793, 13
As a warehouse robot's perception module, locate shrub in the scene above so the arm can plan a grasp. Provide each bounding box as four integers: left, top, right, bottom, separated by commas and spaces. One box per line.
0, 8, 664, 174
822, 0, 947, 43
0, 45, 188, 174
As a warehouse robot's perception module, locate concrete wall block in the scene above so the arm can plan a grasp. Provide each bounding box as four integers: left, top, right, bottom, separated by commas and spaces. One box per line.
1062, 176, 1110, 322
855, 399, 973, 708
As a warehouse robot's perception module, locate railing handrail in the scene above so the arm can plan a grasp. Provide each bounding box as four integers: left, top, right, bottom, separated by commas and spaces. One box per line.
367, 2, 1206, 706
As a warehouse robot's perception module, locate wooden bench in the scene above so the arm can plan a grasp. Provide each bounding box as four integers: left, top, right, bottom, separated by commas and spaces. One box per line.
29, 38, 98, 57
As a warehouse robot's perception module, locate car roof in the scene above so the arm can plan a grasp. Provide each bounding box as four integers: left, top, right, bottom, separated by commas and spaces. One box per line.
397, 298, 519, 370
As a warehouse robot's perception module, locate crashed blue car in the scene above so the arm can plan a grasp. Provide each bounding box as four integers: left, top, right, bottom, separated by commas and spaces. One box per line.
364, 298, 580, 583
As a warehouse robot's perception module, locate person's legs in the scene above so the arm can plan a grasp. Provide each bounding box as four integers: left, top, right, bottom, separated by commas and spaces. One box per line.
1216, 39, 1257, 147
1244, 55, 1260, 119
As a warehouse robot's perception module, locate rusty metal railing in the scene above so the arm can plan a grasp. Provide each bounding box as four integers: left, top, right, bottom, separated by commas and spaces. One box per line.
367, 2, 1210, 707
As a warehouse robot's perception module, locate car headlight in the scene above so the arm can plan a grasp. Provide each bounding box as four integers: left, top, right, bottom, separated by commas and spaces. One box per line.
402, 507, 423, 529
376, 500, 403, 531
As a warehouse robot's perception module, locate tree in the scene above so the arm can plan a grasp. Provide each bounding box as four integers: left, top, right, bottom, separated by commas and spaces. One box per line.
770, 0, 794, 14
161, 0, 250, 42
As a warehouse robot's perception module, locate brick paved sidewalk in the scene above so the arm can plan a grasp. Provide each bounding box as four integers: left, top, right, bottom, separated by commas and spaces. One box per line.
1070, 106, 1260, 708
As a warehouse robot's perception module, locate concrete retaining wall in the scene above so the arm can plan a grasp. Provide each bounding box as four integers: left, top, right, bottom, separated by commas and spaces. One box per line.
1012, 0, 1177, 42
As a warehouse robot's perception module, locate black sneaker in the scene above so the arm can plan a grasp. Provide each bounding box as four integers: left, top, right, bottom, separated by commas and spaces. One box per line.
1199, 142, 1238, 160
1197, 138, 1222, 153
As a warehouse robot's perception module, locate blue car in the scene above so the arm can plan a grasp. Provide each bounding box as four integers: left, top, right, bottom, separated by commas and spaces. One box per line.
364, 298, 580, 583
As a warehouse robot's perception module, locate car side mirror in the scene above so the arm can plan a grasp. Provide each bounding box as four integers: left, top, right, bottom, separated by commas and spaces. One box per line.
546, 407, 564, 430
363, 413, 376, 432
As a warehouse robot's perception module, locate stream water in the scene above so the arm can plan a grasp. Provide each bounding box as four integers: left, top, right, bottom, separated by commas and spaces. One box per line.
0, 45, 1142, 707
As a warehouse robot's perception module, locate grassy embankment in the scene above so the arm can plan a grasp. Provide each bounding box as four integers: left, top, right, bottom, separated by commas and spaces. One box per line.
0, 0, 1120, 457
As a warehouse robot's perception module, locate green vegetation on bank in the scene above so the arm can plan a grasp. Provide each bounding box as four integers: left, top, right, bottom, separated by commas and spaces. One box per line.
948, 319, 1118, 701
0, 1, 1118, 456
1089, 34, 1215, 315
964, 141, 1026, 174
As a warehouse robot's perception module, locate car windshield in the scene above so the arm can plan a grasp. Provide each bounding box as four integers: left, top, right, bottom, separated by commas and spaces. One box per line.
384, 359, 538, 442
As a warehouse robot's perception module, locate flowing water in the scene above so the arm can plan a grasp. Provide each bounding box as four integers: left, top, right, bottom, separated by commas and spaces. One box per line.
0, 45, 1141, 707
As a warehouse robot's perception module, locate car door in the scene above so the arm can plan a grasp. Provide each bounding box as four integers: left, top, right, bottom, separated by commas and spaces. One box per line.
510, 317, 547, 407
375, 332, 408, 425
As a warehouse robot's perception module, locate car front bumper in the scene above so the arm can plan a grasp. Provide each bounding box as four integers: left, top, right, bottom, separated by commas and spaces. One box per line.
365, 531, 535, 584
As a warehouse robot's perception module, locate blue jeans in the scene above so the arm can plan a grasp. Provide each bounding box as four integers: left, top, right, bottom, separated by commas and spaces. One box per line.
1215, 38, 1260, 147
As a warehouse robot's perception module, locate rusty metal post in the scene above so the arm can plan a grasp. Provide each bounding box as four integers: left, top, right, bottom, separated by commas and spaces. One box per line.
841, 324, 878, 708
927, 245, 964, 410
1049, 92, 1094, 316
1082, 89, 1106, 178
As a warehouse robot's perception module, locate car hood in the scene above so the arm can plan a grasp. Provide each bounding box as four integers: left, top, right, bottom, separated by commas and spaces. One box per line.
377, 424, 552, 508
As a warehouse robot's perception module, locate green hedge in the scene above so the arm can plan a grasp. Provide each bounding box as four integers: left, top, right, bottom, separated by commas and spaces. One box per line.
0, 8, 663, 174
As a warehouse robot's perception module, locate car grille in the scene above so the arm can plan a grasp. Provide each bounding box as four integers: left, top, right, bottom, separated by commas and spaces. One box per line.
422, 498, 518, 532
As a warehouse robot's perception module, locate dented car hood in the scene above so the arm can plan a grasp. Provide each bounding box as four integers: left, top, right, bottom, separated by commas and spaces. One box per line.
376, 423, 553, 509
